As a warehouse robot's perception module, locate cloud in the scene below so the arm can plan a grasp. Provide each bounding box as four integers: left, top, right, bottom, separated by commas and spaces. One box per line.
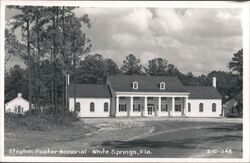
80, 7, 242, 75
111, 33, 137, 48
121, 8, 153, 34
5, 7, 243, 76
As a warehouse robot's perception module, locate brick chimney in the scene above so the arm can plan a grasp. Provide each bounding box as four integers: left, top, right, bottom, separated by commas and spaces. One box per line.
212, 77, 216, 88
17, 93, 22, 98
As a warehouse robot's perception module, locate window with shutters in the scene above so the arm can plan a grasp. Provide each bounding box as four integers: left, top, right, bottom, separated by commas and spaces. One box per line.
119, 97, 126, 100
175, 105, 181, 112
75, 102, 80, 112
147, 97, 154, 100
104, 102, 109, 112
119, 104, 127, 112
90, 102, 95, 112
161, 97, 167, 100
212, 103, 216, 112
133, 97, 140, 100
161, 104, 168, 112
199, 103, 204, 112
133, 104, 141, 112
188, 103, 191, 112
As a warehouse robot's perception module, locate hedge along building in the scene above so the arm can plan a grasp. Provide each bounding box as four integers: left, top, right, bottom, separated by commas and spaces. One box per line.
68, 75, 222, 118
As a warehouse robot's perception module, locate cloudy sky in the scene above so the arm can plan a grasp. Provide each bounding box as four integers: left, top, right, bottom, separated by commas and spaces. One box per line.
6, 7, 242, 75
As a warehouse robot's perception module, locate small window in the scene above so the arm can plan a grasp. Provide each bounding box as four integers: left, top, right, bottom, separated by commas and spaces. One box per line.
147, 97, 154, 100
199, 103, 204, 112
104, 102, 109, 112
133, 81, 138, 89
119, 104, 127, 112
161, 104, 168, 112
160, 82, 165, 90
119, 97, 126, 100
175, 97, 181, 100
133, 104, 141, 112
133, 97, 140, 100
212, 103, 216, 112
161, 97, 167, 100
90, 102, 95, 112
175, 105, 181, 112
75, 102, 80, 112
188, 103, 191, 112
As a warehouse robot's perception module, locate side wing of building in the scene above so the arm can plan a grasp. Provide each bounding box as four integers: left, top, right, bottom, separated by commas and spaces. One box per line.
185, 86, 222, 117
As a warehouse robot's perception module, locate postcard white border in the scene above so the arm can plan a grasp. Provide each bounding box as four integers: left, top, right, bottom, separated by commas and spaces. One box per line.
0, 1, 249, 162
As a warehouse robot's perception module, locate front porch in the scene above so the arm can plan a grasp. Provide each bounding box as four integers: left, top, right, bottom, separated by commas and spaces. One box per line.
115, 95, 188, 117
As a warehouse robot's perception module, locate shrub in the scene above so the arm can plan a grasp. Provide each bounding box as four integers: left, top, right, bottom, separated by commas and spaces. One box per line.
5, 110, 80, 131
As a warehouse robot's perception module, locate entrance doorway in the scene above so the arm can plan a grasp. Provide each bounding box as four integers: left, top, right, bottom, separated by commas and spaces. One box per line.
147, 104, 155, 116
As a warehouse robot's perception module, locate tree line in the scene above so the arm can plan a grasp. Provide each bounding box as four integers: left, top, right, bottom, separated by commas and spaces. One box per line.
5, 6, 243, 115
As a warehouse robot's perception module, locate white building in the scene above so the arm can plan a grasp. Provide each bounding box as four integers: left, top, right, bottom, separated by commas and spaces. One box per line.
5, 93, 30, 114
68, 75, 222, 118
68, 84, 111, 117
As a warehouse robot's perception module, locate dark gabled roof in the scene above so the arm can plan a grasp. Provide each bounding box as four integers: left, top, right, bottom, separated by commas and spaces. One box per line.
108, 75, 188, 93
68, 84, 111, 98
184, 86, 222, 99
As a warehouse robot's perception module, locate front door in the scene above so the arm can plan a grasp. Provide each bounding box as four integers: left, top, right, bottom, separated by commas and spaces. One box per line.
147, 104, 155, 116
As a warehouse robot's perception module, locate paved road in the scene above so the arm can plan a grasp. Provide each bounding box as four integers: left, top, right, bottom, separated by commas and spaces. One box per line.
88, 122, 242, 158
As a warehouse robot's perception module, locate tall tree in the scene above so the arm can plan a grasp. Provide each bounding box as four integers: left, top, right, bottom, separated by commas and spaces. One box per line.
166, 64, 180, 76
121, 54, 143, 75
228, 49, 243, 115
76, 54, 107, 84
207, 71, 239, 103
30, 6, 49, 110
5, 65, 28, 103
75, 54, 120, 84
7, 6, 91, 114
8, 6, 35, 111
67, 15, 91, 112
145, 58, 168, 76
4, 29, 26, 65
105, 58, 121, 75
228, 49, 243, 77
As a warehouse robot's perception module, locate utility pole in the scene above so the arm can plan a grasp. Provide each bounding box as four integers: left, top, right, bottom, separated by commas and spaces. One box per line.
65, 73, 70, 110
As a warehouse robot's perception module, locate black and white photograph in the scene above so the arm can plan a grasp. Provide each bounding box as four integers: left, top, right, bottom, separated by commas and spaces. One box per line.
0, 1, 249, 162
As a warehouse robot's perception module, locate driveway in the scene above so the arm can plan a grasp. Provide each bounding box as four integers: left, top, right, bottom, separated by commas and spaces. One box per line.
5, 117, 242, 158
86, 119, 242, 158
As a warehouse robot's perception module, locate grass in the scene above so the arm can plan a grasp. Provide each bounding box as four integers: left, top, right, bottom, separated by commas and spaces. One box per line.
4, 112, 98, 154
5, 111, 80, 131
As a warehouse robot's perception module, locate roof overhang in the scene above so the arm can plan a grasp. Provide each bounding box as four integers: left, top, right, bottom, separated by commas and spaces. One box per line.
115, 92, 190, 97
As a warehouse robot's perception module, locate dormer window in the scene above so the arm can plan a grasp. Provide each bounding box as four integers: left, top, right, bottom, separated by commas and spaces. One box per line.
132, 81, 138, 89
160, 82, 165, 90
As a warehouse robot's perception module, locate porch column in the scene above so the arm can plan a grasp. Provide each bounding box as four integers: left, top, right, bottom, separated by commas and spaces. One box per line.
158, 97, 161, 116
181, 97, 185, 116
116, 96, 119, 117
168, 97, 170, 117
184, 97, 188, 116
129, 96, 133, 116
144, 96, 148, 116
172, 97, 175, 117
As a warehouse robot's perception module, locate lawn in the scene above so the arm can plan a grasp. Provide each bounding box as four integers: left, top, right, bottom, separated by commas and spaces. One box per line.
4, 117, 242, 158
